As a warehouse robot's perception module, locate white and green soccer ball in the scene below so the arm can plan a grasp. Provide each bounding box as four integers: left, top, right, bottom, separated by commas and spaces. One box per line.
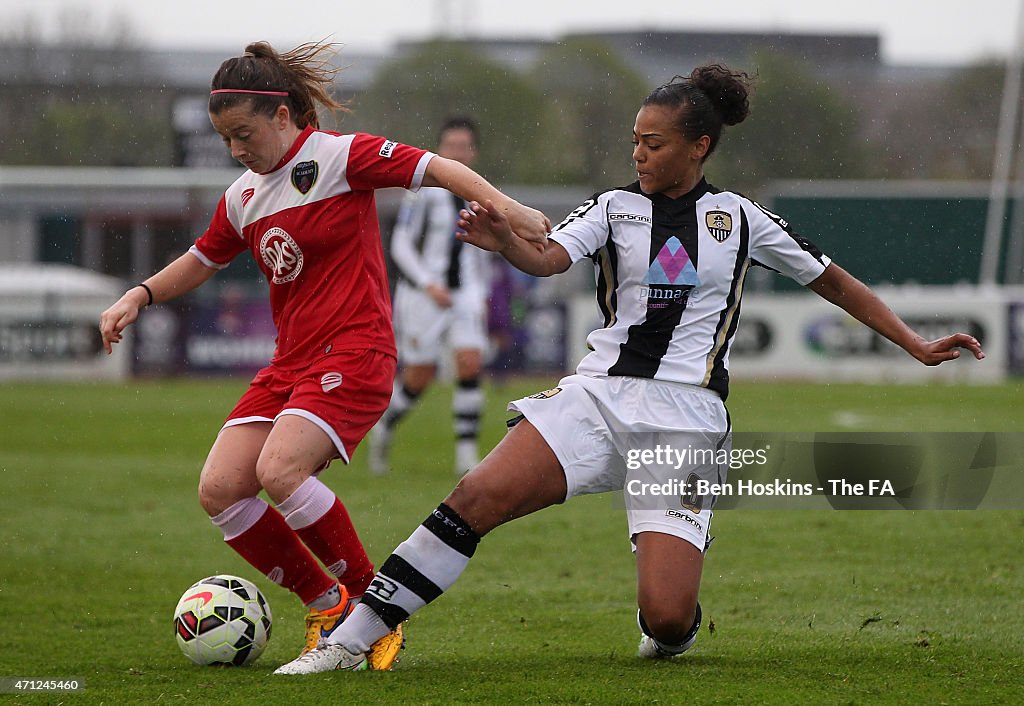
172, 574, 272, 666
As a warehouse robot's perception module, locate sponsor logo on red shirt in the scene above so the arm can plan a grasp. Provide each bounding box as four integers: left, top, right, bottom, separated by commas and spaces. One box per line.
259, 227, 304, 284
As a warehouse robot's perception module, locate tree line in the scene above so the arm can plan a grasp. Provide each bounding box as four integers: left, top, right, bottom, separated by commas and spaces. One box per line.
0, 38, 1007, 191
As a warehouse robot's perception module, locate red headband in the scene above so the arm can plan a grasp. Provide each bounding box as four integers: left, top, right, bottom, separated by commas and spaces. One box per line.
210, 89, 289, 96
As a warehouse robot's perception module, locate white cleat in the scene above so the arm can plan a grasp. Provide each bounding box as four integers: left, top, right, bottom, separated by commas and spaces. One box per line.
638, 634, 693, 659
273, 643, 369, 675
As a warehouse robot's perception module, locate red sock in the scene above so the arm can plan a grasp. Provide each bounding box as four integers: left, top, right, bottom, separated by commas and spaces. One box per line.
295, 498, 375, 596
225, 504, 336, 605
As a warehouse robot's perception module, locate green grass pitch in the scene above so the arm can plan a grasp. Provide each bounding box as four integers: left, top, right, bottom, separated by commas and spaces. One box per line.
0, 377, 1021, 704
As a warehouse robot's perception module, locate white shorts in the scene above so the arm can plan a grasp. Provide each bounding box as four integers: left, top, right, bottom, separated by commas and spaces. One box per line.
509, 374, 730, 552
393, 283, 488, 366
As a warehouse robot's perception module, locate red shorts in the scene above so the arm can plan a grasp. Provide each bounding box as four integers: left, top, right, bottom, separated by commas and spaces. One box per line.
224, 349, 396, 464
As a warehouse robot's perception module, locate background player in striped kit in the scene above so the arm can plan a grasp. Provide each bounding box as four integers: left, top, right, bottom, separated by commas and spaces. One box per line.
97, 41, 548, 672
370, 117, 490, 477
274, 63, 984, 674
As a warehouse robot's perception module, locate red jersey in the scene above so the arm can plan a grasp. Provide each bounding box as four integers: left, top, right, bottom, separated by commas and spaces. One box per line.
190, 128, 433, 370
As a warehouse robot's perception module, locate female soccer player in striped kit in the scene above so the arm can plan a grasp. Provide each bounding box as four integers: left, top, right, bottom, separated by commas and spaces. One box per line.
370, 117, 491, 477
276, 64, 985, 674
98, 41, 548, 672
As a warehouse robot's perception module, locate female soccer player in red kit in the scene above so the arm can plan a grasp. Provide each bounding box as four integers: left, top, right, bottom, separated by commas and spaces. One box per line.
98, 41, 548, 671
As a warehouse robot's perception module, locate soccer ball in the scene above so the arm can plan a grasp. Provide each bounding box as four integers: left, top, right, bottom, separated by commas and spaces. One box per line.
172, 575, 273, 666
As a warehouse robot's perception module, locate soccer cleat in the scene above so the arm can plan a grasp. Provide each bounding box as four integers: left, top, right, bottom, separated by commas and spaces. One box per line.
368, 422, 391, 476
638, 634, 668, 659
366, 622, 404, 671
290, 584, 404, 673
638, 633, 697, 659
273, 643, 369, 675
300, 586, 354, 657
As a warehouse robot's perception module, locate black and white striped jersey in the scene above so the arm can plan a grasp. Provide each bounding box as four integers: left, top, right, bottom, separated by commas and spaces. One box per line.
549, 178, 830, 400
390, 187, 489, 296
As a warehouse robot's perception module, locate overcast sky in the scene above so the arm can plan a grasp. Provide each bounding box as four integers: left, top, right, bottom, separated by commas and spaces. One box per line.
2, 0, 1022, 66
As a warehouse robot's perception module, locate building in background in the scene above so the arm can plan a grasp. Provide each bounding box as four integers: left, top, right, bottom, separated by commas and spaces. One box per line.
1, 29, 1021, 380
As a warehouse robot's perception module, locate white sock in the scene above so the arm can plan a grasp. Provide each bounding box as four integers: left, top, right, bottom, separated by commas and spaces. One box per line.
324, 603, 391, 652
308, 583, 342, 611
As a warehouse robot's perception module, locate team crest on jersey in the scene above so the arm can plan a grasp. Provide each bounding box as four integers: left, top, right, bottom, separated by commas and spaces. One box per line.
260, 227, 304, 284
241, 187, 255, 207
291, 160, 319, 195
705, 210, 733, 242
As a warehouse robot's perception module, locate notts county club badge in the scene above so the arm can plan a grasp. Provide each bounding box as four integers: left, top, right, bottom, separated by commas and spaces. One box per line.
705, 210, 733, 242
291, 160, 319, 195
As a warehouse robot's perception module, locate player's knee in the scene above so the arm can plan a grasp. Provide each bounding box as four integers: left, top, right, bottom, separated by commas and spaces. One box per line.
197, 479, 219, 516
198, 467, 260, 517
253, 456, 307, 503
198, 476, 235, 517
402, 366, 435, 392
455, 356, 482, 379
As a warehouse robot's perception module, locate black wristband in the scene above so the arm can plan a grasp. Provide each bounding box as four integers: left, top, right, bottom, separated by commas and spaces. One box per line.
136, 283, 154, 307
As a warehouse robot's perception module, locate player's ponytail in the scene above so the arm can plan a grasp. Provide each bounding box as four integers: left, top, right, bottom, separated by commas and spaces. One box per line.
643, 63, 752, 160
209, 40, 348, 129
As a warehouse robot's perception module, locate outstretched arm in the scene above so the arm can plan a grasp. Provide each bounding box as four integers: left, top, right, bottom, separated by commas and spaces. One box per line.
807, 263, 985, 365
423, 157, 551, 245
457, 200, 571, 278
99, 252, 218, 354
